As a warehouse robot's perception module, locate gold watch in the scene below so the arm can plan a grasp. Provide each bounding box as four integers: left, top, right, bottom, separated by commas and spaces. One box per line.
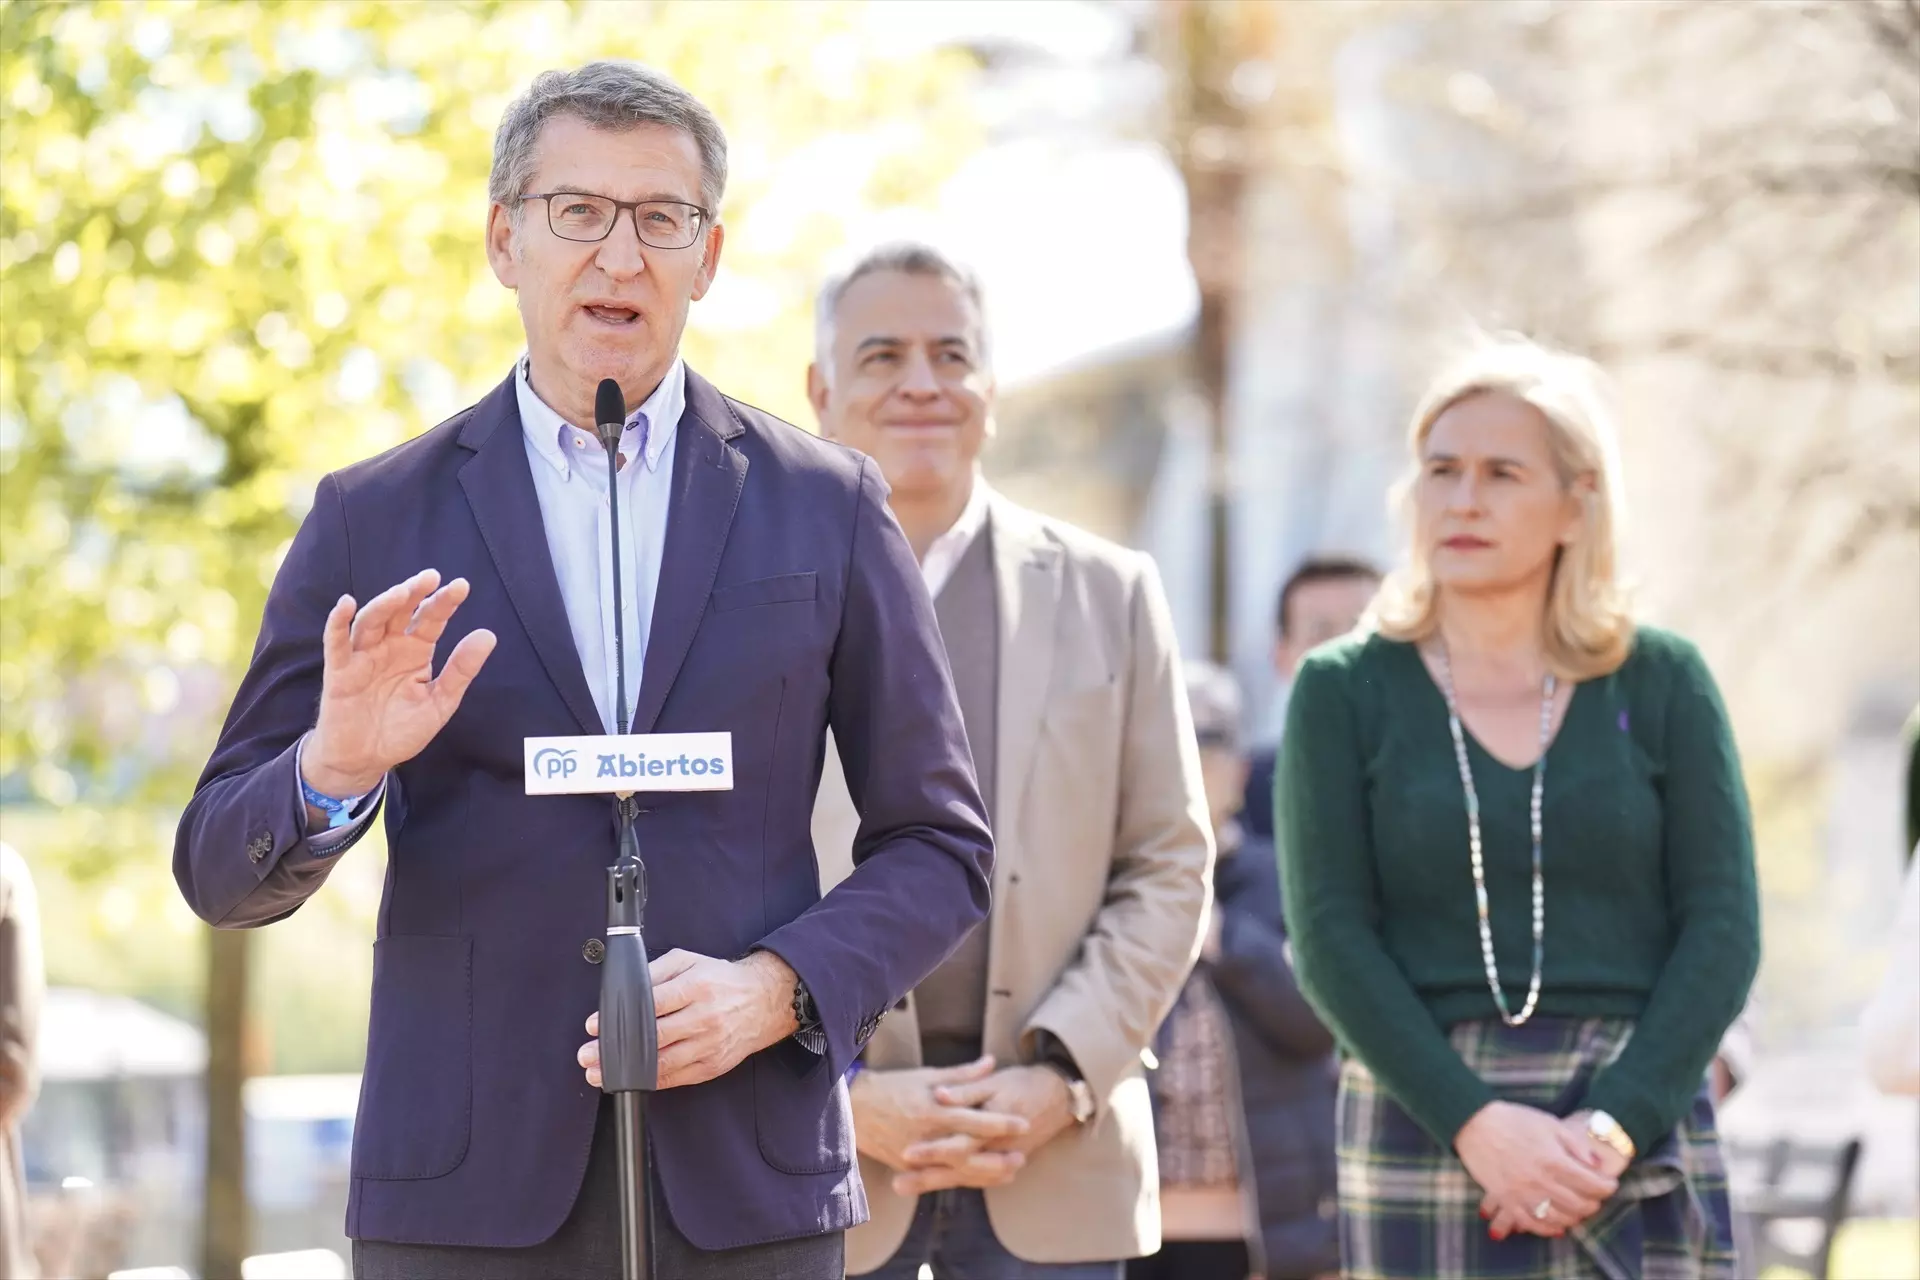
1586, 1109, 1636, 1161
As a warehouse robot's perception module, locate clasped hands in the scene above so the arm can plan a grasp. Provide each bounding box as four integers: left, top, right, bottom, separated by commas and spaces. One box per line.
851, 1056, 1077, 1196
1455, 1102, 1631, 1241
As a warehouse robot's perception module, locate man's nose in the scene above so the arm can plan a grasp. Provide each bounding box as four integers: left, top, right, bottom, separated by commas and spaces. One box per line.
594, 209, 648, 279
896, 348, 941, 397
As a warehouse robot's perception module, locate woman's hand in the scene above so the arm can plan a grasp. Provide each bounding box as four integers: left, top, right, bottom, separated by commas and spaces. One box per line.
1455, 1101, 1619, 1238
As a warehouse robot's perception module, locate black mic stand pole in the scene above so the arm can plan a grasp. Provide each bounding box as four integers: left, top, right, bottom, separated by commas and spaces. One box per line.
594, 379, 655, 1280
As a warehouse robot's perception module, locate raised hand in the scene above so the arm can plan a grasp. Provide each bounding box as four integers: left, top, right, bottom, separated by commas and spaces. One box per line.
301, 569, 497, 798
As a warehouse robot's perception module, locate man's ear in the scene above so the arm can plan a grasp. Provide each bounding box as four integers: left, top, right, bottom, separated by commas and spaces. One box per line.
807, 362, 833, 436
486, 204, 519, 288
689, 222, 725, 301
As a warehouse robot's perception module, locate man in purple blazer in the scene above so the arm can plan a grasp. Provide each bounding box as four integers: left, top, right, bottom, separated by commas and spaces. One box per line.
173, 61, 993, 1279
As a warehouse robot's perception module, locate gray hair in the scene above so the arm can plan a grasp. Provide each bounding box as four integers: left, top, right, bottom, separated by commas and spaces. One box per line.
813, 241, 991, 377
489, 61, 729, 217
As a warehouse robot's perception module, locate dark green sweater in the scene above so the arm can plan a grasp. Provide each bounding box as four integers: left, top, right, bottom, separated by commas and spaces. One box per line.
1276, 627, 1760, 1155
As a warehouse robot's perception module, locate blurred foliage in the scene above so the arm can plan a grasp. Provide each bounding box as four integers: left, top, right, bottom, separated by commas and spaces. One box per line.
0, 0, 977, 1063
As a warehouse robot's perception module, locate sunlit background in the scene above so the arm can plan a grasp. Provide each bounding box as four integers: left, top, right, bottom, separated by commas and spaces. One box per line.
3, 1, 1916, 1277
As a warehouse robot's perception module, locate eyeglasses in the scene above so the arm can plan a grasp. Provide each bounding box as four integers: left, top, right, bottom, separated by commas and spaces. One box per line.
520, 192, 709, 248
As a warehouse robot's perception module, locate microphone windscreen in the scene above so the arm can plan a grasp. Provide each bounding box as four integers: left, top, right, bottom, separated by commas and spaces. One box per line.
594, 378, 626, 447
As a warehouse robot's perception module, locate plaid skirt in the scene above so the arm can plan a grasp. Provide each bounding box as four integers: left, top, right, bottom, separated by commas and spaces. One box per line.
1336, 1017, 1737, 1280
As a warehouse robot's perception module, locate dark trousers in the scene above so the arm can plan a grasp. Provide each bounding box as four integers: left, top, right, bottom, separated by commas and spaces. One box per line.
863, 1187, 1123, 1279
1125, 1240, 1251, 1280
352, 1097, 845, 1279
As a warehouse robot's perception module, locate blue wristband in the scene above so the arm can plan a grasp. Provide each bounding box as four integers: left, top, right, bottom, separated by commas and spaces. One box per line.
301, 776, 366, 830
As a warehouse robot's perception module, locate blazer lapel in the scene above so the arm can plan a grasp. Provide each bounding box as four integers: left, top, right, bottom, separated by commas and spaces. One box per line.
629, 368, 748, 734
456, 375, 603, 737
988, 493, 1063, 890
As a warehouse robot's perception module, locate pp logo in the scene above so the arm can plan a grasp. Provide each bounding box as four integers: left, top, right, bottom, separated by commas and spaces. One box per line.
532, 747, 579, 781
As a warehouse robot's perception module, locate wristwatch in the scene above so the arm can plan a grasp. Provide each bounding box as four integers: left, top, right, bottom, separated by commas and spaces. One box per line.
1034, 1035, 1095, 1125
1586, 1109, 1636, 1161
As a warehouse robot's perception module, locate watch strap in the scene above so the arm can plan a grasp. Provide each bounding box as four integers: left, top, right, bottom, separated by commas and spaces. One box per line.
1587, 1109, 1636, 1160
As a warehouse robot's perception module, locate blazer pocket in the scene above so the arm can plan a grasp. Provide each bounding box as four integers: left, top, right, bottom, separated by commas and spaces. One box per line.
351, 935, 473, 1180
1043, 671, 1119, 730
753, 1039, 853, 1175
710, 571, 818, 613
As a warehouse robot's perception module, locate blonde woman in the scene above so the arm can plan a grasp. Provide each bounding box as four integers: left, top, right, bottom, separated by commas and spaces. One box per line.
1277, 337, 1757, 1279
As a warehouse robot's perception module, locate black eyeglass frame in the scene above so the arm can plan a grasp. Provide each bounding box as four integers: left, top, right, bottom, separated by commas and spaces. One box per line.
519, 191, 711, 248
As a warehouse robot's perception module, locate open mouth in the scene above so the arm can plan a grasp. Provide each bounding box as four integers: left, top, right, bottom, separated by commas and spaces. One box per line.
583, 305, 642, 326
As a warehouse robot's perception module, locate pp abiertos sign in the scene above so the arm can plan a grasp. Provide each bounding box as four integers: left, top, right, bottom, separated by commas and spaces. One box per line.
523, 733, 735, 795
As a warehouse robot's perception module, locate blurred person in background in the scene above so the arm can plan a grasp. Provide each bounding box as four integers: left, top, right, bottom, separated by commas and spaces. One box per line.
173, 63, 994, 1278
1241, 557, 1381, 843
1861, 711, 1920, 1095
1279, 336, 1758, 1279
1904, 704, 1919, 866
809, 242, 1214, 1279
1860, 847, 1920, 1097
1129, 662, 1339, 1280
0, 843, 42, 1280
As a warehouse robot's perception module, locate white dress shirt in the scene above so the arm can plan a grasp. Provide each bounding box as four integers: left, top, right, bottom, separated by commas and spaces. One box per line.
305, 357, 685, 849
919, 475, 991, 599
515, 356, 685, 734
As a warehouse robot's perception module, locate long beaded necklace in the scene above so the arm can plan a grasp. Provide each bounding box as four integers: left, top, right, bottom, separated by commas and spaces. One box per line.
1435, 644, 1556, 1028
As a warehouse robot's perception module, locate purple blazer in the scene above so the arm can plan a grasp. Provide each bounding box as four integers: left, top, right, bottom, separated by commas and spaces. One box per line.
173, 368, 993, 1251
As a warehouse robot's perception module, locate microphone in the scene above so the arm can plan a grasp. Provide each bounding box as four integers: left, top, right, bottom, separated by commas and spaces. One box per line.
594, 378, 632, 735
595, 377, 627, 453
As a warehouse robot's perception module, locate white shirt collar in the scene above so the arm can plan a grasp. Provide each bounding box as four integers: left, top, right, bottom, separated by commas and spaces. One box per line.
515, 355, 686, 480
921, 475, 993, 600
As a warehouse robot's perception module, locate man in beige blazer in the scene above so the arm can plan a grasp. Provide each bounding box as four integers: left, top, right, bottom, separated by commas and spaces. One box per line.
807, 243, 1214, 1278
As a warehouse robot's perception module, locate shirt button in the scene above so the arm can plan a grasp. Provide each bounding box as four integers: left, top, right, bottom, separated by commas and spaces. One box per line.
582, 938, 605, 964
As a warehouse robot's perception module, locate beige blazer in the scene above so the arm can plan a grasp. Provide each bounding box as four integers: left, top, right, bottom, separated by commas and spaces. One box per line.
815, 493, 1214, 1269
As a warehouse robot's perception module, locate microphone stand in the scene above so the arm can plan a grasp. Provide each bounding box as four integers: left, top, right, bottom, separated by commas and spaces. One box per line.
595, 386, 656, 1280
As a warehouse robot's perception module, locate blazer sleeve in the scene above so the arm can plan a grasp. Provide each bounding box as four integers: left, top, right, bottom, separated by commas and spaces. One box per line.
1021, 556, 1215, 1113
755, 457, 994, 1080
173, 474, 382, 929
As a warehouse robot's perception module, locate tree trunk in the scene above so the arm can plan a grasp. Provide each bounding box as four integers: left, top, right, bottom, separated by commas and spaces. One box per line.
1195, 206, 1240, 666
1161, 0, 1251, 664
202, 926, 250, 1279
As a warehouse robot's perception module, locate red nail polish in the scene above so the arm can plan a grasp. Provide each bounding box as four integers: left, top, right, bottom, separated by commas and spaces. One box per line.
1479, 1207, 1490, 1220
1489, 1228, 1505, 1242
